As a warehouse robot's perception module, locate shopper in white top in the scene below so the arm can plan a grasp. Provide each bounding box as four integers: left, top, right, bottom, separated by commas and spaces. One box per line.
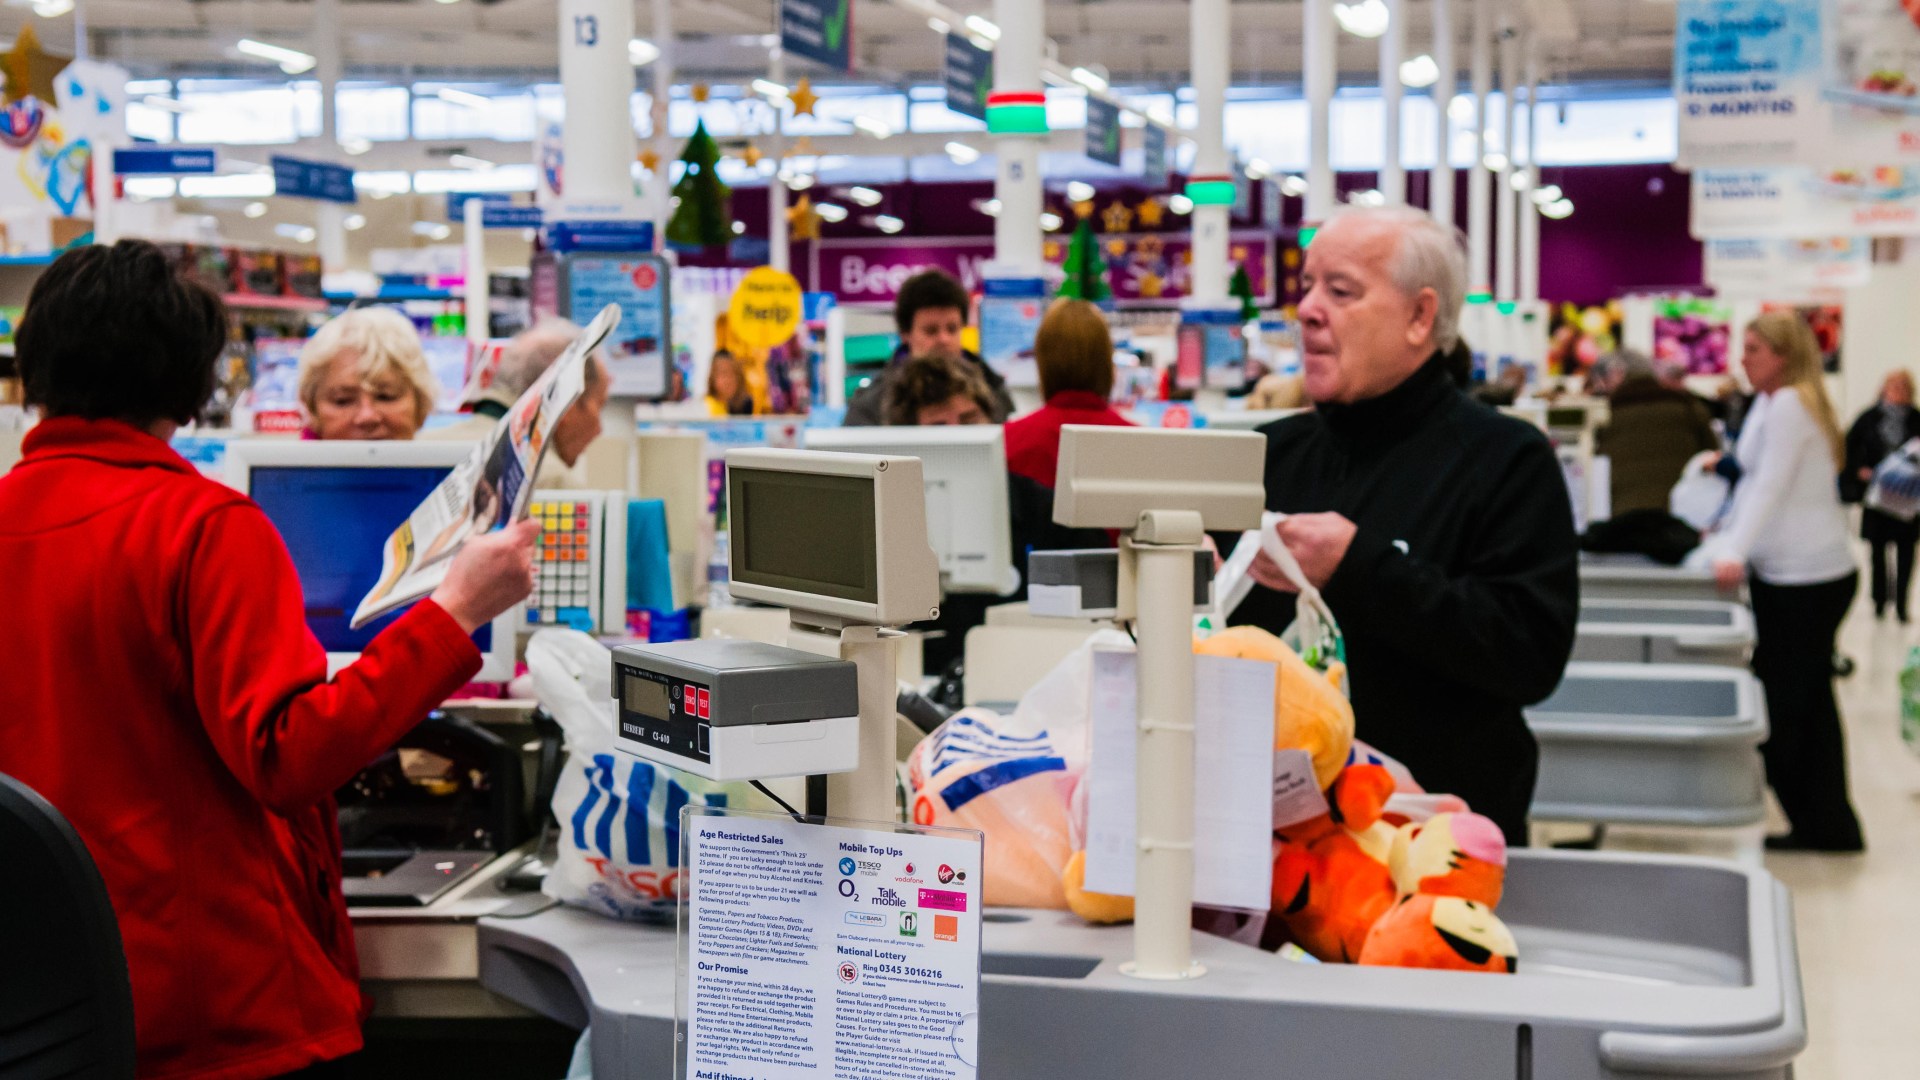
1708, 310, 1863, 853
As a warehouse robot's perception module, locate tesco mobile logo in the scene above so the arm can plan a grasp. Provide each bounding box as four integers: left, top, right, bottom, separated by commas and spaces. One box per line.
937, 865, 955, 884
839, 858, 857, 876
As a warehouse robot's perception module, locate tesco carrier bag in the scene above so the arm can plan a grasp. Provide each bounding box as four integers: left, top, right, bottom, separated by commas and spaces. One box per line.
528, 629, 769, 921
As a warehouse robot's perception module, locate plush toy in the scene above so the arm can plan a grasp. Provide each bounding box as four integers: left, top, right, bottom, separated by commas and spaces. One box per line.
1358, 895, 1518, 973
1266, 762, 1399, 962
1385, 811, 1508, 909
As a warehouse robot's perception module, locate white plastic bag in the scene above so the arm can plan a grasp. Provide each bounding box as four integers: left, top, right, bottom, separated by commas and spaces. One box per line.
1212, 512, 1345, 674
1669, 450, 1732, 532
1867, 438, 1920, 521
529, 629, 768, 921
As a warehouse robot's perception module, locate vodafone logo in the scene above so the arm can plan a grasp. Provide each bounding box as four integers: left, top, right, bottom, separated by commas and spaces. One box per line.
904, 863, 915, 875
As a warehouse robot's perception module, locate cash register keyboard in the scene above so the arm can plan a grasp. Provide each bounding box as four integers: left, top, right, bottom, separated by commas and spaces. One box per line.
526, 498, 599, 631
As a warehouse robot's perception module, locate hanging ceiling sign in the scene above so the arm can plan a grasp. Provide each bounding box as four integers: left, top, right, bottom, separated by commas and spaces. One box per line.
1673, 0, 1825, 168
943, 34, 991, 121
1086, 98, 1123, 167
780, 0, 853, 72
1691, 164, 1920, 236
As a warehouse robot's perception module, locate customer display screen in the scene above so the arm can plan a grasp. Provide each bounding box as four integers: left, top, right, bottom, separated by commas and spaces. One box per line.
729, 467, 878, 604
249, 465, 493, 654
623, 671, 671, 720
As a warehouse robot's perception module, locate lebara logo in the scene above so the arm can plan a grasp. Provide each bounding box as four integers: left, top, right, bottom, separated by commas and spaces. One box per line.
937, 864, 955, 884
845, 911, 886, 927
839, 857, 858, 876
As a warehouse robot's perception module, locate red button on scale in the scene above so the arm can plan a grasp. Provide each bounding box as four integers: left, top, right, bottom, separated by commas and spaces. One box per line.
698, 690, 709, 718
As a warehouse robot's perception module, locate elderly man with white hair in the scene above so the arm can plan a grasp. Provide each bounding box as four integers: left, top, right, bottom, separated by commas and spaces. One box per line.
426, 318, 611, 489
1230, 206, 1579, 844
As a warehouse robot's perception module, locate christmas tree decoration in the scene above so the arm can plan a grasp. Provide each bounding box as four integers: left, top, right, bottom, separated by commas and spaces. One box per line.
1229, 262, 1259, 321
1100, 200, 1134, 233
666, 120, 734, 248
691, 82, 712, 104
1071, 198, 1094, 219
2, 24, 69, 107
1056, 217, 1112, 303
787, 194, 822, 241
790, 78, 819, 117
1136, 197, 1165, 228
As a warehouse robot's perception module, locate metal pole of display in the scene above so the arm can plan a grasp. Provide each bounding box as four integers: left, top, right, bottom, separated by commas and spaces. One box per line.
989, 0, 1046, 274
1431, 0, 1456, 226
768, 47, 790, 274
314, 0, 348, 275
1519, 38, 1540, 304
559, 0, 638, 208
1379, 0, 1405, 205
1467, 0, 1492, 290
465, 197, 488, 351
1495, 18, 1519, 303
1304, 0, 1337, 223
651, 0, 674, 252
1187, 0, 1231, 302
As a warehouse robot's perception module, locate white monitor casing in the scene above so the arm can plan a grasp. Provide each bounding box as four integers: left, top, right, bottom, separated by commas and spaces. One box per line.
1051, 425, 1268, 532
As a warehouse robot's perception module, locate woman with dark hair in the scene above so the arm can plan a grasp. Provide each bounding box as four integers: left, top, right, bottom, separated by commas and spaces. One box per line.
1843, 370, 1920, 621
0, 240, 540, 1078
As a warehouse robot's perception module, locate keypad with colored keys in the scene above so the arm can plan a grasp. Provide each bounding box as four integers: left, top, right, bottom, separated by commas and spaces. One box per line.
526, 499, 598, 631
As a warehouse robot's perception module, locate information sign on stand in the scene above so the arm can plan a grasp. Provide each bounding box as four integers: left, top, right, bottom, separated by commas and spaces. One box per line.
977, 276, 1047, 388
558, 251, 672, 398
676, 807, 982, 1079
943, 34, 992, 121
1182, 307, 1249, 390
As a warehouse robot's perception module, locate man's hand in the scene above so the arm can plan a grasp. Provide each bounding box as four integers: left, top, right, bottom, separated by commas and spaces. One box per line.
1248, 513, 1359, 593
1712, 557, 1747, 594
430, 518, 541, 635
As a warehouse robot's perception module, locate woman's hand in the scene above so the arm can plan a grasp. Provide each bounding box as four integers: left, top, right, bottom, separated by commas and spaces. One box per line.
1712, 558, 1747, 594
431, 518, 541, 634
1701, 452, 1723, 473
1860, 466, 1876, 482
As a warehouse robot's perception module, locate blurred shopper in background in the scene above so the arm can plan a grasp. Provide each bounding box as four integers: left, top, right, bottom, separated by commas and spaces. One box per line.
1004, 299, 1134, 488
1595, 349, 1720, 516
705, 350, 756, 416
1843, 370, 1920, 622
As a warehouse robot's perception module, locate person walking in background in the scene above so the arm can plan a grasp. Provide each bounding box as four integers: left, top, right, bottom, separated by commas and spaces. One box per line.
1843, 371, 1920, 622
705, 350, 756, 416
1707, 311, 1864, 853
1595, 349, 1721, 516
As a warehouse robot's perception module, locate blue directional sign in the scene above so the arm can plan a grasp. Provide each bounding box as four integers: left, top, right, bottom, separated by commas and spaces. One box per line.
113, 147, 217, 175
781, 0, 852, 71
270, 155, 357, 204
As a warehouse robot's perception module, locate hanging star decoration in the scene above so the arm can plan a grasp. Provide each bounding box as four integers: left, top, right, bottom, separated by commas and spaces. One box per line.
1231, 244, 1249, 262
1105, 238, 1129, 258
1072, 199, 1094, 219
787, 193, 822, 241
741, 143, 763, 167
1101, 200, 1134, 233
1138, 272, 1165, 299
1044, 240, 1062, 262
1135, 197, 1165, 228
790, 78, 819, 117
691, 82, 711, 104
2, 24, 70, 107
638, 147, 662, 173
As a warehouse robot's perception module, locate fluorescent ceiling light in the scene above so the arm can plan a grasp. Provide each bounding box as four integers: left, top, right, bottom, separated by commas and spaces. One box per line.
973, 197, 1002, 217
964, 15, 1001, 41
1509, 170, 1533, 192
434, 0, 462, 5
340, 137, 373, 156
32, 0, 75, 17
927, 16, 951, 34
1529, 184, 1563, 205
1448, 94, 1476, 123
1168, 194, 1194, 214
733, 221, 747, 235
1351, 189, 1387, 207
1482, 151, 1510, 172
1065, 180, 1096, 203
355, 171, 412, 196
142, 95, 192, 114
243, 201, 269, 219
437, 87, 493, 110
629, 38, 660, 66
1400, 54, 1439, 88
124, 178, 176, 201
852, 117, 893, 139
432, 224, 453, 241
449, 153, 496, 171
874, 214, 905, 234
847, 185, 883, 207
1245, 158, 1273, 180
945, 141, 981, 165
237, 38, 317, 75
1070, 67, 1108, 93
1280, 175, 1309, 197
1148, 106, 1175, 127
274, 223, 318, 243
752, 78, 789, 100
815, 202, 849, 223
786, 172, 816, 191
182, 175, 274, 198
1040, 212, 1064, 231
411, 221, 442, 236
1540, 198, 1574, 219
1333, 0, 1390, 39
344, 213, 368, 231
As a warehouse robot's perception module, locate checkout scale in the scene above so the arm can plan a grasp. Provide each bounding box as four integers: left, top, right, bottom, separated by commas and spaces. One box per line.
476, 430, 1808, 1080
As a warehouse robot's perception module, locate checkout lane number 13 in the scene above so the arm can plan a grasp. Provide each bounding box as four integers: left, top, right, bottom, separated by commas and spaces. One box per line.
574, 14, 598, 47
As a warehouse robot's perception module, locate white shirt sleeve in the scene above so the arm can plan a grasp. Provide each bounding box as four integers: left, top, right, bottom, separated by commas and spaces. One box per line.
1719, 391, 1824, 565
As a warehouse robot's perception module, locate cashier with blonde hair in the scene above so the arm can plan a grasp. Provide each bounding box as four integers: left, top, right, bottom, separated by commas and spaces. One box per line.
298, 306, 440, 440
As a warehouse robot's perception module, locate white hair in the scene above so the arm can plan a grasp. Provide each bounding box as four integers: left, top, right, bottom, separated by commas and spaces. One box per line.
297, 305, 437, 425
496, 317, 603, 397
1324, 205, 1469, 352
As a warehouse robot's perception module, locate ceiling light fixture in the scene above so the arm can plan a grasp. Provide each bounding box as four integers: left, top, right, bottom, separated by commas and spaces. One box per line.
1245, 158, 1274, 180
1168, 194, 1194, 214
874, 214, 905, 233
1509, 170, 1533, 192
1482, 151, 1510, 172
1540, 198, 1574, 219
847, 185, 883, 207
1070, 67, 1109, 94
142, 95, 192, 114
852, 117, 893, 139
236, 38, 317, 75
1400, 54, 1440, 88
1040, 212, 1064, 231
752, 78, 789, 101
340, 137, 373, 156
449, 153, 496, 171
32, 0, 76, 17
1448, 94, 1476, 122
436, 87, 493, 111
964, 16, 1001, 41
243, 201, 269, 219
1529, 184, 1563, 205
1333, 0, 1390, 38
814, 202, 850, 223
928, 16, 951, 34
1065, 180, 1096, 203
945, 141, 981, 165
628, 38, 661, 66
274, 223, 318, 243
973, 197, 1003, 217
344, 213, 368, 230
1280, 175, 1309, 197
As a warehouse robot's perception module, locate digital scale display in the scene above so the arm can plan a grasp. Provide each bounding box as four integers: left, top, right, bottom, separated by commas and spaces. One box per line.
618, 665, 711, 764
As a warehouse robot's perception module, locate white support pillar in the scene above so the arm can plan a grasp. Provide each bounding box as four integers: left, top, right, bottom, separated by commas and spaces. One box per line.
559, 0, 638, 211
768, 48, 790, 273
313, 0, 348, 273
1467, 0, 1492, 290
1431, 0, 1456, 225
1518, 40, 1540, 304
1186, 0, 1231, 303
1304, 0, 1337, 222
1379, 0, 1405, 205
465, 196, 488, 349
651, 0, 674, 247
988, 0, 1046, 273
1495, 22, 1519, 303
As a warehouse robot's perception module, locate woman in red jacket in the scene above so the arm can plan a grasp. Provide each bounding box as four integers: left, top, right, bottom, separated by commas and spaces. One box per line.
0, 241, 539, 1079
1003, 298, 1135, 488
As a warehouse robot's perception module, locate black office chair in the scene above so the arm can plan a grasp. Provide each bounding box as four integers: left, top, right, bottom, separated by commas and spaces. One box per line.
0, 771, 136, 1079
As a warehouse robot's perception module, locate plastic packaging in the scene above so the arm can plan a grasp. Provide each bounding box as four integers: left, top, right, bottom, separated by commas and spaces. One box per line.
1901, 646, 1920, 758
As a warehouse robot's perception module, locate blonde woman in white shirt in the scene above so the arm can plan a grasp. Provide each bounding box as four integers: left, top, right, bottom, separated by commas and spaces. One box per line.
1709, 310, 1863, 853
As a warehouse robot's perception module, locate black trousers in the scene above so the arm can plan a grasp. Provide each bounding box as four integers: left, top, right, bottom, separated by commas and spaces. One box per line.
1868, 538, 1916, 618
1749, 573, 1864, 848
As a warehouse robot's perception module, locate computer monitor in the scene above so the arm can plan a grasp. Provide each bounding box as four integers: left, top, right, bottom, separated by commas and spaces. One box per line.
1052, 425, 1267, 531
724, 448, 942, 627
802, 426, 1017, 596
225, 441, 519, 681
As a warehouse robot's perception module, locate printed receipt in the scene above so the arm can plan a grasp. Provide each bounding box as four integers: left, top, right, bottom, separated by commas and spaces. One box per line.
685, 815, 982, 1080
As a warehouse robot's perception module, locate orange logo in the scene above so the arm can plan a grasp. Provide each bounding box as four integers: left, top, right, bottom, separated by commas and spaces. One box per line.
934, 914, 959, 942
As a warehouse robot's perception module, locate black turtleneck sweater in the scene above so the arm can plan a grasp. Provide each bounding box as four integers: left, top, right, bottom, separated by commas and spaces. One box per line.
1230, 355, 1579, 843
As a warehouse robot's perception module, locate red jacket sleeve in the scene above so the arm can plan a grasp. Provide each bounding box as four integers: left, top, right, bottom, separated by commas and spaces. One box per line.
182, 501, 483, 816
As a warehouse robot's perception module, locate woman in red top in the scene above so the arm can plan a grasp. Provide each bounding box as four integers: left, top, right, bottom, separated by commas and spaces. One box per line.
0, 241, 539, 1080
1003, 298, 1135, 488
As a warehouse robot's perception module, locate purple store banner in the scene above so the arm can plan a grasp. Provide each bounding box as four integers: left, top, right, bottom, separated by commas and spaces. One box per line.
810, 232, 1276, 308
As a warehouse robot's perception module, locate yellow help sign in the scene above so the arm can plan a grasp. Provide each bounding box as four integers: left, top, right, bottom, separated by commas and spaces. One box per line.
727, 266, 804, 348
